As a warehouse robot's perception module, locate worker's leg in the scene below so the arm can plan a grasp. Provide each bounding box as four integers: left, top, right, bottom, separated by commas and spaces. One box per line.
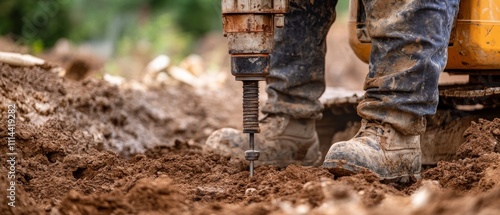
324, 0, 460, 179
358, 0, 460, 135
262, 0, 337, 119
205, 0, 337, 167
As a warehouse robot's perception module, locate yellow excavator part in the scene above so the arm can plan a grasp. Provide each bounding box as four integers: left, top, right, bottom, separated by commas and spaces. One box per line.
348, 0, 500, 72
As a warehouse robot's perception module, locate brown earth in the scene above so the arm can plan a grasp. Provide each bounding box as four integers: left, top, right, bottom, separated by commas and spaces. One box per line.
0, 62, 500, 215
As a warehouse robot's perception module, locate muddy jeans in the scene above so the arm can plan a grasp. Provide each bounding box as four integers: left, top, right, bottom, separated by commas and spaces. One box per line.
262, 0, 460, 135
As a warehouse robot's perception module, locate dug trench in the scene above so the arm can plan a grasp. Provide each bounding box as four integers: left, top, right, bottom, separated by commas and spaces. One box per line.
0, 63, 499, 215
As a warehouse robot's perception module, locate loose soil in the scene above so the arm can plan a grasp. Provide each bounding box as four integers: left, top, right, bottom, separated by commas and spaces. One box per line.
1, 62, 499, 215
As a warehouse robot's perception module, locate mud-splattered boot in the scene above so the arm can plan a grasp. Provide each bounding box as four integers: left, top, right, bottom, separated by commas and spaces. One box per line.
323, 119, 421, 180
204, 114, 322, 167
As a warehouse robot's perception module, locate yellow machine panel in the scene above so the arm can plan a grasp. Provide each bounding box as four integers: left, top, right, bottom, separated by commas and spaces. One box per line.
348, 0, 500, 73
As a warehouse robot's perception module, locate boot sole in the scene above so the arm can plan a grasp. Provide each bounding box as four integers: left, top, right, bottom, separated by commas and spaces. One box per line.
323, 159, 421, 182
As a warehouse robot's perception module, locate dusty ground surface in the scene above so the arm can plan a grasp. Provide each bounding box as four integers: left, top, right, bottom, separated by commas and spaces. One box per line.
0, 21, 498, 214
1, 59, 500, 215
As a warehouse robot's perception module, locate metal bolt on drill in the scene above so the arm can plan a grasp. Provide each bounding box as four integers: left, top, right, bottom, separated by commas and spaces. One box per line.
222, 0, 288, 177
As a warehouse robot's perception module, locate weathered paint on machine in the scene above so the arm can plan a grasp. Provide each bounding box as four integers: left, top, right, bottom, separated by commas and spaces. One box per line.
349, 0, 500, 71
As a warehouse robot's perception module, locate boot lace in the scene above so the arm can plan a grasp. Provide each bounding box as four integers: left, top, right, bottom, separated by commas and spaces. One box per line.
358, 120, 387, 137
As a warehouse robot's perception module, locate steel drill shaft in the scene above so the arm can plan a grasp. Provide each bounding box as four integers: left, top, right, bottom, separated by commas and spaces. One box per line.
242, 81, 260, 177
249, 133, 255, 177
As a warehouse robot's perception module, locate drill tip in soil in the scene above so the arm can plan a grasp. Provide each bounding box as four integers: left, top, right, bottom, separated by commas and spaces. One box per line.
245, 133, 260, 177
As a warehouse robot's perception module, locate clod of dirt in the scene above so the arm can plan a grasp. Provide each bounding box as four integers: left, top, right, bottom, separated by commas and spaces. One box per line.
127, 176, 189, 212
456, 118, 500, 158
64, 59, 92, 81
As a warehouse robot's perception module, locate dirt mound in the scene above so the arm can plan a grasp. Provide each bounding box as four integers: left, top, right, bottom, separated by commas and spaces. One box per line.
423, 119, 500, 193
0, 62, 233, 213
457, 118, 500, 158
1, 63, 500, 215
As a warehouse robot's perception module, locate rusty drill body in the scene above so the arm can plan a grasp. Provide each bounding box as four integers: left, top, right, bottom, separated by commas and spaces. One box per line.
221, 0, 288, 177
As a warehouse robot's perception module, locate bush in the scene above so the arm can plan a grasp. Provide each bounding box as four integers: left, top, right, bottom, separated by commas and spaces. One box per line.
0, 0, 73, 50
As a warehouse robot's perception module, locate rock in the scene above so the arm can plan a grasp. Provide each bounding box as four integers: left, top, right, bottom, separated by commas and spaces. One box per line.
411, 180, 441, 209
104, 74, 125, 86
0, 51, 45, 66
168, 66, 203, 88
245, 188, 256, 195
277, 202, 310, 215
34, 102, 52, 115
179, 54, 204, 76
196, 186, 225, 196
146, 55, 171, 74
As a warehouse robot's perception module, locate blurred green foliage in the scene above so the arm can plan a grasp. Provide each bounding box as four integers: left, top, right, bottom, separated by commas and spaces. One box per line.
0, 0, 73, 52
0, 0, 348, 57
116, 13, 193, 62
67, 0, 221, 43
0, 0, 221, 52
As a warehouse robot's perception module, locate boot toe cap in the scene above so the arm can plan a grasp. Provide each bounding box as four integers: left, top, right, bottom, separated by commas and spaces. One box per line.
323, 137, 420, 179
323, 138, 389, 176
322, 140, 370, 175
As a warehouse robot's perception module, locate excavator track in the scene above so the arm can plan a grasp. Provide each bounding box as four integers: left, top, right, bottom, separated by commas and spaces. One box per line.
439, 85, 500, 107
320, 88, 363, 114
322, 85, 500, 114
324, 95, 361, 114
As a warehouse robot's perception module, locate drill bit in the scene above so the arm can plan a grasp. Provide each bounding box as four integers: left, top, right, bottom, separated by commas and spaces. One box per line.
244, 134, 259, 177
249, 133, 255, 177
245, 132, 260, 177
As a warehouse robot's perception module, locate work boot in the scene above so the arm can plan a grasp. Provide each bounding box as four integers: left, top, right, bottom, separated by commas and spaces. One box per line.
204, 114, 322, 167
323, 119, 421, 180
